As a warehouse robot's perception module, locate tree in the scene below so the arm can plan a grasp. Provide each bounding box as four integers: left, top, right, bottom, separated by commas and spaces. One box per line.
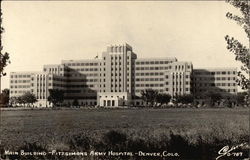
9, 97, 18, 107
236, 91, 248, 106
225, 0, 249, 105
72, 99, 79, 107
205, 91, 222, 106
140, 89, 158, 107
0, 2, 11, 93
48, 89, 64, 107
0, 88, 9, 107
16, 96, 25, 106
156, 93, 171, 106
175, 94, 194, 104
22, 92, 37, 107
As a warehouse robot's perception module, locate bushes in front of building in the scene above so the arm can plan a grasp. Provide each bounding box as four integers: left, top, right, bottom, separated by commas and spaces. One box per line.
140, 89, 172, 107
8, 92, 37, 107
139, 89, 248, 108
195, 91, 248, 108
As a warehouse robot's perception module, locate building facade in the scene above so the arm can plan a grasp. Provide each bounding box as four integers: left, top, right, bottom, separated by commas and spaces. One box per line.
9, 43, 238, 107
192, 68, 238, 97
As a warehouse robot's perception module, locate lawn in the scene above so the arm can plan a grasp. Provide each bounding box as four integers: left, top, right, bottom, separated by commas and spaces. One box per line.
0, 108, 249, 160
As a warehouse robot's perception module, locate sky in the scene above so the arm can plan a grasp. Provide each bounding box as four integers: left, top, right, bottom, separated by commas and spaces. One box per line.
1, 1, 248, 90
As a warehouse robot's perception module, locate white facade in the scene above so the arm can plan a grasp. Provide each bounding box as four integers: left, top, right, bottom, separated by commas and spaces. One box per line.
97, 92, 131, 107
9, 44, 238, 107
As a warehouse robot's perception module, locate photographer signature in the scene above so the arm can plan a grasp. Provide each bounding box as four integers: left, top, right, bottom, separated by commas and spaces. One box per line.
216, 142, 247, 160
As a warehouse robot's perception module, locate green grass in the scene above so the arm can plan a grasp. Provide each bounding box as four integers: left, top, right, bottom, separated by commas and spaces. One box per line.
0, 108, 249, 159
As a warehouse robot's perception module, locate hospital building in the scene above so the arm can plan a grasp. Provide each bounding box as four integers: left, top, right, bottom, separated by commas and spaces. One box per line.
9, 43, 238, 107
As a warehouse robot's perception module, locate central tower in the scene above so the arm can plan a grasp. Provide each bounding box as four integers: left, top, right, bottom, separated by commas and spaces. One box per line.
99, 43, 136, 93
98, 43, 137, 106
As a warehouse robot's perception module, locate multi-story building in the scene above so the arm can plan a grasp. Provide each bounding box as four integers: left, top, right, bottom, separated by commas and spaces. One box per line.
9, 71, 66, 107
192, 68, 238, 97
9, 43, 238, 107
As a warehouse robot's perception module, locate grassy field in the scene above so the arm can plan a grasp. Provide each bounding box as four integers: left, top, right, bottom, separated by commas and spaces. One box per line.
0, 108, 249, 160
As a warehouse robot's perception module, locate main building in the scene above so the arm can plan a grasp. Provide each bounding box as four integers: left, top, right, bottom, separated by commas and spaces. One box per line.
9, 44, 238, 107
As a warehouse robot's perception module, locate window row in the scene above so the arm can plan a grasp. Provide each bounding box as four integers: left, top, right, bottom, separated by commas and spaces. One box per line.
74, 68, 99, 72
35, 83, 46, 86
194, 88, 237, 93
135, 61, 172, 65
174, 65, 191, 71
10, 80, 30, 83
44, 68, 63, 72
194, 83, 236, 87
136, 72, 164, 76
135, 89, 164, 92
66, 73, 99, 77
135, 78, 164, 81
66, 62, 99, 66
50, 77, 66, 82
168, 75, 189, 79
66, 84, 94, 88
10, 90, 29, 94
194, 71, 236, 75
111, 56, 122, 60
36, 77, 46, 81
66, 79, 98, 82
10, 85, 30, 88
166, 81, 190, 85
193, 77, 236, 81
172, 88, 190, 92
10, 75, 31, 78
136, 66, 170, 70
135, 84, 164, 87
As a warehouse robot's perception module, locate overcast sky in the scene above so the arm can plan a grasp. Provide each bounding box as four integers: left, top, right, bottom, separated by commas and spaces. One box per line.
1, 1, 248, 90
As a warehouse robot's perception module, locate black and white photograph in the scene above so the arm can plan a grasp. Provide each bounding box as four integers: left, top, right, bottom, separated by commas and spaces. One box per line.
0, 1, 249, 160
